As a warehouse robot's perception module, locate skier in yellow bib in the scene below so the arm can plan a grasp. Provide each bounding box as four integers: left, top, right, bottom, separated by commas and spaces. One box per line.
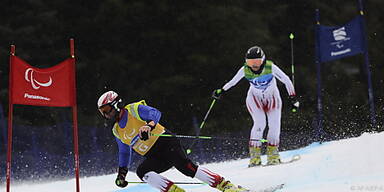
97, 91, 250, 192
212, 46, 299, 167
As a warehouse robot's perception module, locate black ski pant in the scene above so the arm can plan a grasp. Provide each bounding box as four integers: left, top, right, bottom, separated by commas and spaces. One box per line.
136, 131, 198, 180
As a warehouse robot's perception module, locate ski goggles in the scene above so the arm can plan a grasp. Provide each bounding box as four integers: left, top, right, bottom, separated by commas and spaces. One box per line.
98, 104, 113, 117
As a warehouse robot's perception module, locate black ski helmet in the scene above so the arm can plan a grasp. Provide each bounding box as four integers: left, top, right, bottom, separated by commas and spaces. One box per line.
245, 46, 265, 62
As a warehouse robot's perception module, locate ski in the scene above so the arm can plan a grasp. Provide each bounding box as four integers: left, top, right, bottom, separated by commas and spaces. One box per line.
261, 155, 301, 167
256, 183, 285, 192
239, 183, 285, 192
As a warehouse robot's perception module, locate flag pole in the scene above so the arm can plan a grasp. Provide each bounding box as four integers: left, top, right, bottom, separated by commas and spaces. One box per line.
289, 33, 295, 86
314, 9, 324, 141
70, 38, 81, 192
289, 32, 298, 113
6, 45, 16, 192
357, 0, 376, 127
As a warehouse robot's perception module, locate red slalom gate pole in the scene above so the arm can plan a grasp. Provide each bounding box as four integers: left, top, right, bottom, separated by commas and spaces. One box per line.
6, 45, 16, 192
70, 38, 81, 192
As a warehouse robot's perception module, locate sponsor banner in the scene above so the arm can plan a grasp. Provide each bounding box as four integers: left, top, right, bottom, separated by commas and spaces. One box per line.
10, 56, 75, 107
317, 16, 365, 63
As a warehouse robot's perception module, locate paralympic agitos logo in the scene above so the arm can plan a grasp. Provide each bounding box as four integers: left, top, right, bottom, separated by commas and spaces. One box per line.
24, 68, 53, 90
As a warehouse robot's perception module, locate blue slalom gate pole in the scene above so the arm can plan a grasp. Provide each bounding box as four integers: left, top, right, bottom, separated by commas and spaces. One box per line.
357, 0, 376, 127
314, 9, 324, 141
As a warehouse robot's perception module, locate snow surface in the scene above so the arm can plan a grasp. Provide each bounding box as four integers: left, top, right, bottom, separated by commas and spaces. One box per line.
5, 132, 384, 192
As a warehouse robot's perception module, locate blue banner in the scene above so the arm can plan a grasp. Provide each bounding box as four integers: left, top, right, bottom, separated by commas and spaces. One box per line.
317, 16, 365, 63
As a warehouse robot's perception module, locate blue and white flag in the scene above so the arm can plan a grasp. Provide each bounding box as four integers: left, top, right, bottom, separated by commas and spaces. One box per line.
316, 16, 365, 63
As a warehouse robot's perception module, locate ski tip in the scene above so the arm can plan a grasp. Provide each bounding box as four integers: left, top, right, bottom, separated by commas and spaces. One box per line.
292, 154, 301, 160
252, 183, 285, 192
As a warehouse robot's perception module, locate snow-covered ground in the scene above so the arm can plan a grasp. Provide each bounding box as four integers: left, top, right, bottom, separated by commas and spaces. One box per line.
5, 132, 384, 192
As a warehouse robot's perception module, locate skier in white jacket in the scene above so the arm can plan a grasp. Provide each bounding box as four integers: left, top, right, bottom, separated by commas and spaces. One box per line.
212, 46, 299, 167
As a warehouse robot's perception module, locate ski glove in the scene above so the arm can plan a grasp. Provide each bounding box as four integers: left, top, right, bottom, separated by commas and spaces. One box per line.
140, 130, 149, 141
212, 88, 224, 99
289, 95, 300, 112
139, 124, 152, 141
115, 167, 128, 188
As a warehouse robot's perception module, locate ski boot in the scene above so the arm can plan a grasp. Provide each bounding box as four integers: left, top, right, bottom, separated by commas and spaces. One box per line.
248, 146, 261, 167
168, 184, 185, 192
216, 178, 249, 192
266, 145, 281, 165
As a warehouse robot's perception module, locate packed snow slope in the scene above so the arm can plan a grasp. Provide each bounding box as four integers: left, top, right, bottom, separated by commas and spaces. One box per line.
6, 132, 384, 192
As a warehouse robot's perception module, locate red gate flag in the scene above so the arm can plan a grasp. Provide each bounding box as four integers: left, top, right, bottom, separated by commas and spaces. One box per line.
10, 56, 75, 107
7, 39, 80, 192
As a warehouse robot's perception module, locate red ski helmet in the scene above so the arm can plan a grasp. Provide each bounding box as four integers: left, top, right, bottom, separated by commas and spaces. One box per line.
97, 91, 122, 118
